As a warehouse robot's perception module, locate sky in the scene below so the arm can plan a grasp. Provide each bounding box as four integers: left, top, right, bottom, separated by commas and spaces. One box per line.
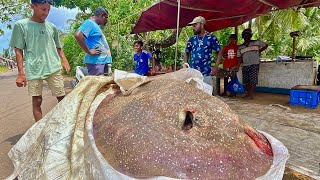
0, 7, 78, 52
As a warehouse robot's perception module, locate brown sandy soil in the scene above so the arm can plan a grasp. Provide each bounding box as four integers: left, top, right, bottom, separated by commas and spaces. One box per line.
237, 92, 320, 113
283, 168, 316, 180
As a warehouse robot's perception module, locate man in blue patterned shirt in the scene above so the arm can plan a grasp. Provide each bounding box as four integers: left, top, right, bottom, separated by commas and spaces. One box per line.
184, 16, 223, 87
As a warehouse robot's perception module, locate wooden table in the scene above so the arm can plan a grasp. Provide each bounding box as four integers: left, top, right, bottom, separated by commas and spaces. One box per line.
215, 69, 236, 95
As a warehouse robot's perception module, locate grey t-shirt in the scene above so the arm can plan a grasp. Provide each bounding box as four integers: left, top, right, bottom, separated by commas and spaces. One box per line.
237, 40, 267, 66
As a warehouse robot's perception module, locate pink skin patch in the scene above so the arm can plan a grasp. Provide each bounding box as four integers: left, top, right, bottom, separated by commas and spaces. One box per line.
245, 128, 273, 156
184, 107, 198, 114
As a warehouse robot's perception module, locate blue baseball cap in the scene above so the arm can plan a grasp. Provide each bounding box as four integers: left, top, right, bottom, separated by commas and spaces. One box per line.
31, 0, 54, 4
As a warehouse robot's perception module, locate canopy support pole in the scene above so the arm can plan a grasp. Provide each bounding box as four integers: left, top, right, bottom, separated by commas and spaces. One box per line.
117, 22, 120, 57
174, 0, 181, 71
235, 26, 238, 37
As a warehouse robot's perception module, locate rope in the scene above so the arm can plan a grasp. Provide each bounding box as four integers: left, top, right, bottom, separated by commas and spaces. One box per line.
206, 15, 247, 21
257, 0, 278, 8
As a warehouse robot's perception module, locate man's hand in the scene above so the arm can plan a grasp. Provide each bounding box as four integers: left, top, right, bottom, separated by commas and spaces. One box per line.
234, 66, 240, 72
155, 65, 159, 72
231, 66, 238, 72
223, 53, 227, 58
16, 74, 27, 87
89, 47, 101, 56
211, 66, 219, 76
62, 60, 71, 74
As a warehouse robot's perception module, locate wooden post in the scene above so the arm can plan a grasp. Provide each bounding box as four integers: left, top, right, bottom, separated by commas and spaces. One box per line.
235, 26, 238, 41
292, 36, 296, 61
290, 31, 301, 61
174, 0, 181, 72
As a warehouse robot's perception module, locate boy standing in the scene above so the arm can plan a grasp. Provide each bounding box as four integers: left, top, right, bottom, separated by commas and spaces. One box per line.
222, 34, 238, 95
222, 34, 238, 70
10, 0, 70, 121
133, 40, 154, 76
74, 7, 112, 76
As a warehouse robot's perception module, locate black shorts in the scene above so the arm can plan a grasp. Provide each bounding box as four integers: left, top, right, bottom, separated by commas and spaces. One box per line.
242, 64, 260, 85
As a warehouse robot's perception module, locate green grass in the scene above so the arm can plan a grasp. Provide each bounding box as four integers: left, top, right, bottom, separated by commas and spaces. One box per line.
0, 65, 8, 74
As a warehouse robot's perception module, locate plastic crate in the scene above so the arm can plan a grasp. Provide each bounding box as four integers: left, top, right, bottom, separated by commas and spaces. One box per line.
290, 89, 320, 109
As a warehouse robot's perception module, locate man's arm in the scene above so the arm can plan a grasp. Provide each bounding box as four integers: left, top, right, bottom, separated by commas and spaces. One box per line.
259, 42, 268, 53
151, 54, 156, 74
184, 52, 189, 63
215, 49, 223, 67
57, 48, 70, 74
235, 47, 242, 71
15, 48, 27, 87
211, 49, 223, 75
236, 57, 242, 71
184, 38, 192, 64
147, 51, 155, 75
74, 30, 100, 56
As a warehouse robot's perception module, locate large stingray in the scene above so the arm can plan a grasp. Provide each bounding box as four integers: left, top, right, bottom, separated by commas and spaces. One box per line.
93, 72, 273, 180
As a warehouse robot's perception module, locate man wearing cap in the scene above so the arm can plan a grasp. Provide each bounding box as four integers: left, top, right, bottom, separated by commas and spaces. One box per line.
184, 16, 223, 87
75, 7, 112, 76
236, 28, 268, 99
10, 0, 70, 121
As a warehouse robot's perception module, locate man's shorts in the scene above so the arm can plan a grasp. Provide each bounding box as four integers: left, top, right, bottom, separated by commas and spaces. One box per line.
242, 64, 260, 85
86, 63, 106, 76
28, 70, 65, 97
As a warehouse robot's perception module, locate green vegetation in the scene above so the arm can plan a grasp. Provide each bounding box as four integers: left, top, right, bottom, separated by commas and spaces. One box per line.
254, 8, 320, 61
1, 0, 319, 75
0, 65, 8, 74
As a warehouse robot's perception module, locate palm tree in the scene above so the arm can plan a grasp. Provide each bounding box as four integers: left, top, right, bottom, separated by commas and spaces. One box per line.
296, 8, 320, 56
254, 7, 320, 60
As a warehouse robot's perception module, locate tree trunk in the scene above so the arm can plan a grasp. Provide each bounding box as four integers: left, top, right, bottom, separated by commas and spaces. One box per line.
234, 26, 239, 40
134, 29, 182, 50
248, 20, 252, 29
154, 29, 182, 49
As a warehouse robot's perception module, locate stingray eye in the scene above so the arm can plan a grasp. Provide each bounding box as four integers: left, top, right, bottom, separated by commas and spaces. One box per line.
182, 111, 194, 130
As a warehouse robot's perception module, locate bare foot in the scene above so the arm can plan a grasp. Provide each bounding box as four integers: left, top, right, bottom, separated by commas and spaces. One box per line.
221, 92, 227, 96
243, 96, 253, 100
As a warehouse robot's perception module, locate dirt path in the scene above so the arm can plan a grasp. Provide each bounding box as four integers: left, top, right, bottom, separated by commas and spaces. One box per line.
0, 69, 73, 179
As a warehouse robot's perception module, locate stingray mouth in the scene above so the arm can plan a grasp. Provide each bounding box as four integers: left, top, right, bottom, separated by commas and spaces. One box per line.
181, 111, 194, 130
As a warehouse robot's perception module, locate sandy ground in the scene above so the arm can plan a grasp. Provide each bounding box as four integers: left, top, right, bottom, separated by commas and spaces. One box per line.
0, 69, 319, 179
221, 94, 320, 179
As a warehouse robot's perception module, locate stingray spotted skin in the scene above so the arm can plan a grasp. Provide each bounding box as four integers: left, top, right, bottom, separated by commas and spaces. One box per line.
93, 78, 273, 180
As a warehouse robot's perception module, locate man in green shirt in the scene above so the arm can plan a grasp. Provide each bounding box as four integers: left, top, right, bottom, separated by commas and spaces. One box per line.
10, 0, 70, 121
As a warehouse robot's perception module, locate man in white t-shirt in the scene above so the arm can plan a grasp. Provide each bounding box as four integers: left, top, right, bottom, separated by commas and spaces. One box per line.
236, 28, 268, 99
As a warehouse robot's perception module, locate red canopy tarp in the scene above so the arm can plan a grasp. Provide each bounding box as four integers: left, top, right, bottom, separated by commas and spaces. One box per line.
132, 0, 320, 33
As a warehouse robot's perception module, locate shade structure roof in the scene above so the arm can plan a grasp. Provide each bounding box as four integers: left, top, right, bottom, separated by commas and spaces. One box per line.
132, 0, 320, 33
